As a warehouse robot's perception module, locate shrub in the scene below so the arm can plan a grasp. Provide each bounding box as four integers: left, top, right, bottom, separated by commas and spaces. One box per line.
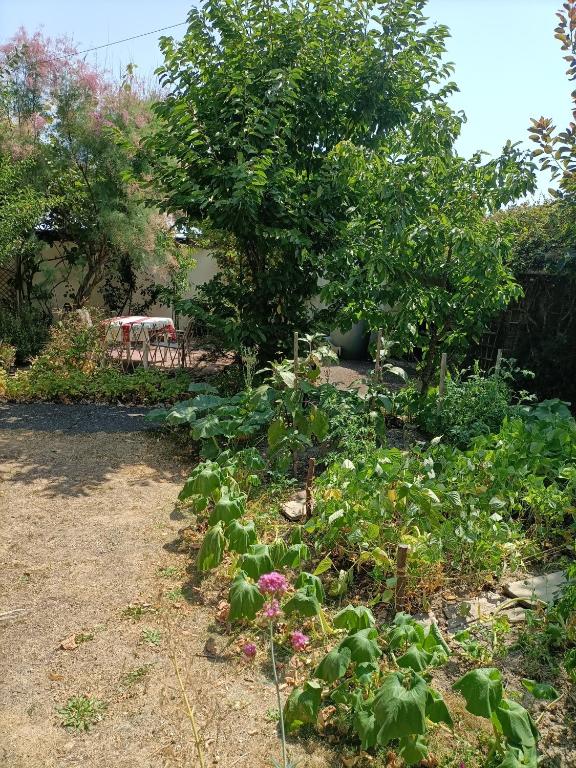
416, 365, 514, 448
0, 342, 15, 371
0, 306, 51, 364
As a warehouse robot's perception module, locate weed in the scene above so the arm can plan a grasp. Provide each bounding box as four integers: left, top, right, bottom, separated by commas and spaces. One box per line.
141, 628, 162, 646
122, 603, 156, 621
120, 664, 155, 686
58, 696, 106, 731
166, 587, 184, 601
158, 565, 181, 578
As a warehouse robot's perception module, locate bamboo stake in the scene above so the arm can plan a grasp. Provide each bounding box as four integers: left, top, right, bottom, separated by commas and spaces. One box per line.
375, 329, 382, 382
395, 544, 410, 611
437, 352, 447, 411
495, 348, 503, 374
142, 328, 149, 369
305, 457, 316, 519
293, 331, 299, 386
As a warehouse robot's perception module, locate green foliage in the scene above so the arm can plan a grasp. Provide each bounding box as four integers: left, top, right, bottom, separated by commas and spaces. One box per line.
284, 612, 455, 764
58, 696, 106, 731
306, 399, 576, 599
0, 306, 51, 364
322, 139, 535, 389
494, 201, 576, 274
228, 571, 265, 621
418, 364, 515, 448
148, 0, 457, 355
197, 521, 226, 572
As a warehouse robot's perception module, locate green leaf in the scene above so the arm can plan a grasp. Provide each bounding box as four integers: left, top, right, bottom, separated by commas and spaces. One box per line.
374, 671, 427, 745
188, 382, 218, 394
309, 407, 329, 441
294, 572, 325, 603
208, 487, 246, 525
267, 419, 287, 449
398, 735, 429, 765
239, 545, 273, 580
353, 704, 378, 750
452, 667, 503, 718
228, 571, 264, 621
426, 687, 453, 726
333, 604, 375, 632
315, 646, 351, 683
268, 538, 288, 568
225, 519, 257, 554
497, 747, 538, 768
423, 622, 450, 655
197, 522, 225, 572
283, 681, 321, 732
521, 679, 559, 701
283, 588, 321, 618
340, 627, 381, 663
397, 644, 433, 672
495, 699, 538, 750
179, 462, 222, 501
281, 542, 309, 568
313, 556, 333, 576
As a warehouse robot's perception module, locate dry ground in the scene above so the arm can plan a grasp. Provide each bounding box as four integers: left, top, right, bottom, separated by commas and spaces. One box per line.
0, 404, 333, 768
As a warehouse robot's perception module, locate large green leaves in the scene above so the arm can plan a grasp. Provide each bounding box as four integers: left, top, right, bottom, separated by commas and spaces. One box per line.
453, 667, 503, 718
283, 588, 321, 618
197, 521, 226, 572
228, 571, 264, 621
495, 700, 538, 750
340, 627, 381, 664
425, 688, 453, 726
208, 487, 246, 525
294, 572, 325, 603
373, 671, 428, 745
283, 681, 322, 732
180, 462, 222, 501
239, 544, 274, 580
225, 519, 257, 554
333, 605, 375, 633
315, 646, 352, 683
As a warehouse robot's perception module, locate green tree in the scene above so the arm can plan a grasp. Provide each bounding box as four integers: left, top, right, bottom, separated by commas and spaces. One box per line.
493, 201, 576, 274
146, 0, 456, 355
530, 0, 576, 201
321, 119, 535, 389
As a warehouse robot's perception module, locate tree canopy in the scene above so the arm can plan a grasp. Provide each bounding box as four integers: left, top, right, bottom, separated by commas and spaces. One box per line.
147, 0, 456, 354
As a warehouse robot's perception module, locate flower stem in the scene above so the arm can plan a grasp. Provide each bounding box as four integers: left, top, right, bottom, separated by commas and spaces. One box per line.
269, 621, 287, 768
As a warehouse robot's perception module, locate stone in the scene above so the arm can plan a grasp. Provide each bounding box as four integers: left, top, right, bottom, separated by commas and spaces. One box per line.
503, 571, 567, 606
280, 490, 307, 522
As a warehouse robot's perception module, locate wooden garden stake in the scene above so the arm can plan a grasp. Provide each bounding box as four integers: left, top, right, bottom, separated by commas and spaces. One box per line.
495, 348, 503, 374
305, 457, 316, 519
437, 352, 447, 411
395, 544, 410, 611
375, 329, 382, 382
142, 328, 149, 369
293, 331, 299, 386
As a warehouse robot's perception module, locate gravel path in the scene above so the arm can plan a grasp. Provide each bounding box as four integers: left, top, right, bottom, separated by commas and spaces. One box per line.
0, 403, 154, 434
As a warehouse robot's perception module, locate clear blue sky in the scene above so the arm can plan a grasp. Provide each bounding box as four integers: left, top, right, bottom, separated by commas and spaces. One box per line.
0, 0, 571, 195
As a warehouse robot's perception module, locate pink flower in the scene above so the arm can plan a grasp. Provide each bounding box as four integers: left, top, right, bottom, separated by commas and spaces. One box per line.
290, 630, 310, 652
262, 599, 282, 619
242, 642, 257, 659
258, 572, 289, 595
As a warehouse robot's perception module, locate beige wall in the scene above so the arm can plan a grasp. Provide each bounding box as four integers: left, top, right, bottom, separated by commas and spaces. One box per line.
34, 243, 219, 323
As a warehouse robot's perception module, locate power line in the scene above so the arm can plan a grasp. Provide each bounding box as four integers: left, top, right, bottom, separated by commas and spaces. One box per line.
73, 22, 187, 57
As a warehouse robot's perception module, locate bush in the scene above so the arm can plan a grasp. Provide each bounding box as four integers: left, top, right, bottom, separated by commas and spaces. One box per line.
0, 306, 51, 364
0, 342, 16, 371
0, 311, 192, 404
416, 365, 514, 448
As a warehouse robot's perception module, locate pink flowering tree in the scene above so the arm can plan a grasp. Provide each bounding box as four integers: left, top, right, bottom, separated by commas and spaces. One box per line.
0, 30, 191, 311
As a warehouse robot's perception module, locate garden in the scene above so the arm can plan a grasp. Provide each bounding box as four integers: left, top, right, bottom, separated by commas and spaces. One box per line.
1, 1, 576, 768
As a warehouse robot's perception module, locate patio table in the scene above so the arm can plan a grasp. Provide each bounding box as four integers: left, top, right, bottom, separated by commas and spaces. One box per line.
105, 315, 177, 343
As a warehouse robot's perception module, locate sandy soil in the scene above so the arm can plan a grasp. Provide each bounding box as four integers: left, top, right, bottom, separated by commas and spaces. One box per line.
0, 404, 333, 768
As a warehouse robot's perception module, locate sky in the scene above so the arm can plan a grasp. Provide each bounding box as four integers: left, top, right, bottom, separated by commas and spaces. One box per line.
0, 0, 572, 196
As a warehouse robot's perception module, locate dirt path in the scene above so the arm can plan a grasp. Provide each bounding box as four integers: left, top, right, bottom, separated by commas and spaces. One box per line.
0, 404, 332, 768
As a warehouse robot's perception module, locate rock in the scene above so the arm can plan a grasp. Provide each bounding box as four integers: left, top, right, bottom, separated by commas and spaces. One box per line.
503, 571, 567, 606
280, 490, 307, 522
444, 595, 526, 632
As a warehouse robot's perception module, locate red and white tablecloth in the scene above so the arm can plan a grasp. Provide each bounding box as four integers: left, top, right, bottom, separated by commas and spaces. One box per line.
105, 316, 177, 343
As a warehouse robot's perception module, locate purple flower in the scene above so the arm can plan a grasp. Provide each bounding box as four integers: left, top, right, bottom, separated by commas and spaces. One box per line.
258, 571, 289, 595
242, 642, 257, 659
290, 630, 310, 652
262, 599, 282, 619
